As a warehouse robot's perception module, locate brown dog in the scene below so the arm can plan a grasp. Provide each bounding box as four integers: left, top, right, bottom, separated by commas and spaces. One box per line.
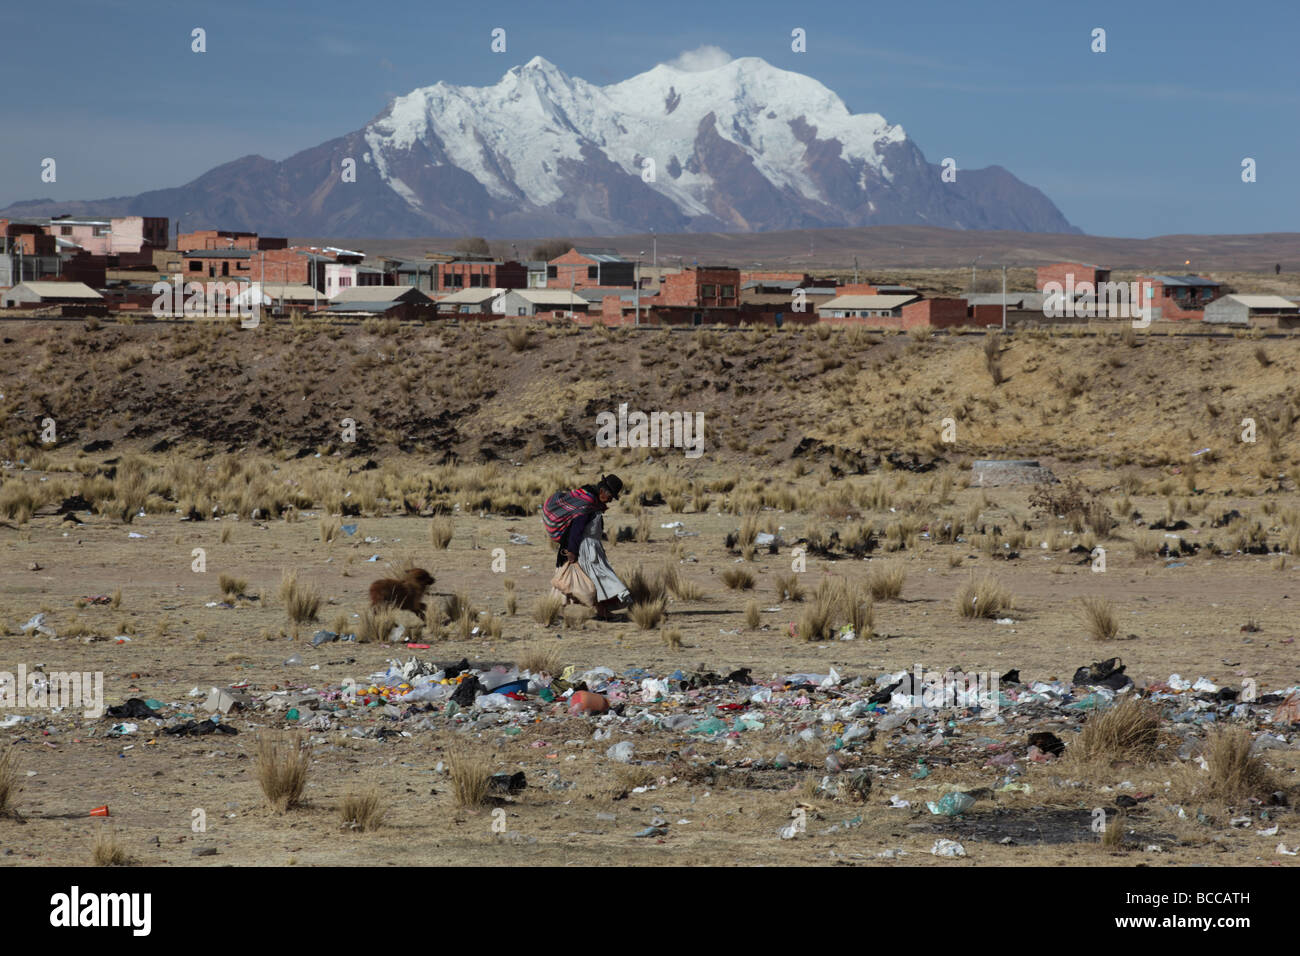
369, 568, 435, 620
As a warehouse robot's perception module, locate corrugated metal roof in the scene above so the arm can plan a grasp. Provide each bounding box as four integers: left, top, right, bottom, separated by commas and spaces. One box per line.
514, 289, 586, 306
965, 292, 1046, 308
1149, 275, 1220, 287
435, 287, 502, 304
571, 247, 627, 263
332, 285, 430, 303
8, 281, 103, 299
325, 301, 403, 313
818, 294, 919, 311
743, 279, 800, 291
1218, 294, 1300, 310
243, 284, 320, 301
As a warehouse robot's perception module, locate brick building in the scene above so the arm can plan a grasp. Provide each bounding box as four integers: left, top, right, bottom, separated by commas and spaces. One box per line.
436, 257, 527, 292
41, 216, 168, 255
546, 247, 635, 289
178, 230, 287, 252
656, 267, 740, 308
1035, 262, 1111, 292
1135, 274, 1223, 320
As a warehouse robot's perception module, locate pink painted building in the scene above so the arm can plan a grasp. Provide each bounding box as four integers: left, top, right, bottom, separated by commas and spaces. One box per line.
44, 216, 168, 255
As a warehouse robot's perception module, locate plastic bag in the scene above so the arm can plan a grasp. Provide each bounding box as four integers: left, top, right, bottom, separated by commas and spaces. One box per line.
550, 562, 596, 607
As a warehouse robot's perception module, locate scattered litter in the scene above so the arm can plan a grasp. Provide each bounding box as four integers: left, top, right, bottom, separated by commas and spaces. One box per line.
927, 792, 976, 817
105, 699, 159, 719
930, 839, 967, 858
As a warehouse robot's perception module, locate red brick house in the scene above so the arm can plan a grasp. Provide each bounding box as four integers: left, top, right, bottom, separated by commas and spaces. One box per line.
1036, 262, 1111, 292
656, 266, 740, 308
1134, 274, 1223, 320
546, 247, 635, 289
178, 230, 287, 252
435, 257, 527, 291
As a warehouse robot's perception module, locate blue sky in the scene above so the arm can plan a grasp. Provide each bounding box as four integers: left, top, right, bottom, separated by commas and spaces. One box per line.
2, 0, 1296, 237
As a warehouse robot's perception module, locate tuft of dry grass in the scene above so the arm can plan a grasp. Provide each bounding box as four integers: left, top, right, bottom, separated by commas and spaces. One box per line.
954, 574, 1013, 619
89, 828, 132, 866
661, 563, 704, 601
110, 588, 122, 609
0, 747, 19, 817
627, 566, 667, 605
218, 573, 247, 598
775, 573, 805, 602
1077, 596, 1119, 641
842, 582, 874, 639
430, 516, 454, 549
662, 628, 683, 650
278, 570, 321, 624
1099, 810, 1126, 849
1203, 727, 1276, 801
518, 642, 561, 676
255, 732, 312, 813
339, 787, 387, 832
357, 604, 398, 643
449, 749, 492, 808
532, 594, 563, 626
319, 517, 340, 543
721, 567, 755, 590
798, 601, 833, 642
1069, 697, 1160, 765
866, 562, 905, 601
744, 600, 761, 630
630, 597, 667, 630
504, 326, 535, 352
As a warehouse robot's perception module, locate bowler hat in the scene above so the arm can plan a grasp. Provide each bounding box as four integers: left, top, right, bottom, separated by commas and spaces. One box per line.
598, 474, 623, 499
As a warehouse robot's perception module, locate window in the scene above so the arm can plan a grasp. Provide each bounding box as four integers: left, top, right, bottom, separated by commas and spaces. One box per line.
721, 285, 735, 298
221, 262, 229, 276
587, 266, 598, 279
341, 277, 351, 288
189, 261, 202, 271
547, 266, 557, 279
60, 226, 72, 236
701, 284, 716, 297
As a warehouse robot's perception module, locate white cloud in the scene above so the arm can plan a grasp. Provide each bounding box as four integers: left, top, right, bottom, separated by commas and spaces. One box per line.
664, 45, 733, 72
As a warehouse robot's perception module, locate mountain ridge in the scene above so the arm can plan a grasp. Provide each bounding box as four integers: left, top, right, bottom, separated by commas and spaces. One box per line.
1, 55, 1079, 239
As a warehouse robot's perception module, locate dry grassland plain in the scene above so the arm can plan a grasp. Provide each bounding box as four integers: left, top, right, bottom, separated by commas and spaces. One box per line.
0, 313, 1297, 867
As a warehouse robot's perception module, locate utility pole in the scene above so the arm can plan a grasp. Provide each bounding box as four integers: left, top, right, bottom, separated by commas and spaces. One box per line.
1001, 264, 1007, 332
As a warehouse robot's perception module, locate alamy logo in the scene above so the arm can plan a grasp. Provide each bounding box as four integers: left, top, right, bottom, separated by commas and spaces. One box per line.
595, 403, 704, 459
1, 665, 104, 718
49, 886, 151, 936
1042, 274, 1152, 327
151, 274, 257, 321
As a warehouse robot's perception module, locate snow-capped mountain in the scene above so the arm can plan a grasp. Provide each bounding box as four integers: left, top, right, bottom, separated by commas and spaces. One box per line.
0, 55, 1078, 238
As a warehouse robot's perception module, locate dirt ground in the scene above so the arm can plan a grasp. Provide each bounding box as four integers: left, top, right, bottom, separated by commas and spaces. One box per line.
1, 465, 1297, 867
